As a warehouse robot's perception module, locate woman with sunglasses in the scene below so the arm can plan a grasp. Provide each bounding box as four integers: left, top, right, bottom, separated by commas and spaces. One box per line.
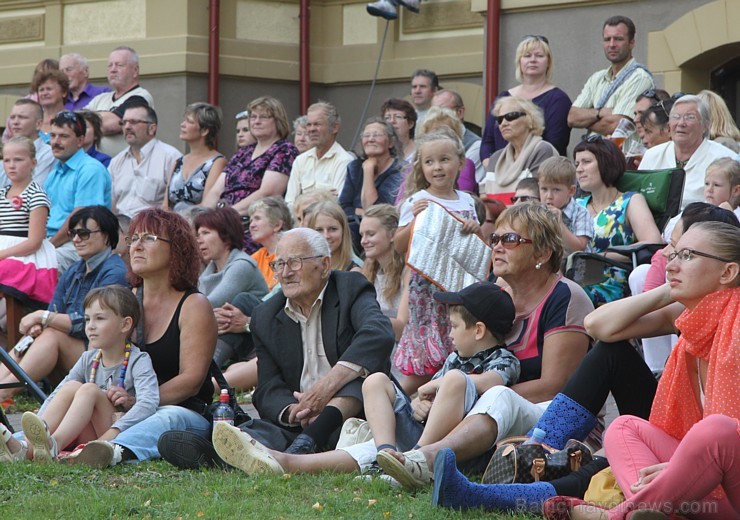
0, 206, 127, 401
482, 97, 558, 201
431, 206, 740, 517
575, 136, 662, 306
61, 208, 218, 467
481, 35, 571, 163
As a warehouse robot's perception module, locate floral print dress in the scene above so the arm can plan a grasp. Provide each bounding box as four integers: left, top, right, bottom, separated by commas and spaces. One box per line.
395, 192, 478, 376
577, 191, 636, 306
221, 140, 298, 253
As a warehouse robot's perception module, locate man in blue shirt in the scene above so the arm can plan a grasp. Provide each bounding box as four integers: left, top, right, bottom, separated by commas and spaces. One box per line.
44, 111, 112, 273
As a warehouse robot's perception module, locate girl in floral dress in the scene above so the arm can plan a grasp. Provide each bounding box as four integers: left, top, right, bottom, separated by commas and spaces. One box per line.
393, 129, 481, 394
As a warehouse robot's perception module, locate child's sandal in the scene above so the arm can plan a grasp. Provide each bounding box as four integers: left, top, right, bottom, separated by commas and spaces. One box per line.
21, 412, 57, 462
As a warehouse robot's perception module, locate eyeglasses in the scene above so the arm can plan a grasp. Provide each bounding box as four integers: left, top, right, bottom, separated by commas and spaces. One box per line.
489, 232, 533, 249
667, 248, 733, 264
68, 228, 101, 240
495, 111, 526, 125
249, 114, 273, 122
125, 233, 171, 246
522, 34, 549, 44
120, 118, 151, 127
384, 114, 408, 122
511, 195, 540, 203
670, 112, 699, 123
269, 255, 324, 272
361, 132, 386, 140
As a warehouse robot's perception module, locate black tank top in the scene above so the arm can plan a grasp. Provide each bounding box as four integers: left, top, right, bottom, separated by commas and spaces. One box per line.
144, 289, 214, 406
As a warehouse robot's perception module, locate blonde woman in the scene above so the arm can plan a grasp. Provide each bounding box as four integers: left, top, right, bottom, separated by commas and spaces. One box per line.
304, 200, 361, 272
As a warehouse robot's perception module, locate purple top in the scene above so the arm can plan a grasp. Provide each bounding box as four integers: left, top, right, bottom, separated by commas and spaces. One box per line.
480, 87, 572, 160
222, 139, 299, 253
65, 83, 111, 111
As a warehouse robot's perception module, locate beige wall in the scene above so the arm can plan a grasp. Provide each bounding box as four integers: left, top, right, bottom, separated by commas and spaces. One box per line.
0, 0, 733, 156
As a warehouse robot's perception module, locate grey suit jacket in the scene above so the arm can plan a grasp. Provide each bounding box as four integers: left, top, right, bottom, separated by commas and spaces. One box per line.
251, 270, 395, 424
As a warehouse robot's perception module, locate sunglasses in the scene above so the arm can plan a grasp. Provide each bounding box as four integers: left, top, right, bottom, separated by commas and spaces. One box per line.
495, 111, 526, 125
489, 232, 533, 249
67, 228, 101, 240
511, 195, 540, 203
55, 111, 85, 135
640, 89, 661, 101
522, 34, 549, 44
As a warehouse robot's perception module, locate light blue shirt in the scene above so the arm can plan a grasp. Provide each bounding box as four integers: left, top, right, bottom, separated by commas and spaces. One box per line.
44, 147, 111, 237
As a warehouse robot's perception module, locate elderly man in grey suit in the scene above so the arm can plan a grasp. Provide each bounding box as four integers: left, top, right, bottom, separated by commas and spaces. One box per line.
158, 228, 395, 468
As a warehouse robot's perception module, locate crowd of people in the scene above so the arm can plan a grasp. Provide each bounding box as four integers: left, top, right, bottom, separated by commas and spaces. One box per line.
0, 13, 738, 520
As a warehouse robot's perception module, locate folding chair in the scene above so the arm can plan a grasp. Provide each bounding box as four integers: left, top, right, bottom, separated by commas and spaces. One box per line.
566, 168, 686, 288
0, 347, 47, 404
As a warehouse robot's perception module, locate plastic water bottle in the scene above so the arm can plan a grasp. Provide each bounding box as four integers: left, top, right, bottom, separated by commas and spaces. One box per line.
212, 389, 234, 426
522, 427, 546, 445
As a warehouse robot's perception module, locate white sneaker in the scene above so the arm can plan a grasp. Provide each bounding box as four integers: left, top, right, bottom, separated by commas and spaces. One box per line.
367, 0, 398, 20
0, 423, 26, 463
336, 418, 373, 449
61, 440, 119, 468
212, 422, 284, 475
21, 412, 57, 462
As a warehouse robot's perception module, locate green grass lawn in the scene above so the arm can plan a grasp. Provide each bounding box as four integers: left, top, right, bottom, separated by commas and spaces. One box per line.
0, 460, 539, 519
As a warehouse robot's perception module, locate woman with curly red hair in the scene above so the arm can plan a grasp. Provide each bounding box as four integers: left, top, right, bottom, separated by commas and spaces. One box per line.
66, 208, 217, 467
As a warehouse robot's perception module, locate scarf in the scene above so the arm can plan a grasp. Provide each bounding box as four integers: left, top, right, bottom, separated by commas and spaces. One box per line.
489, 134, 544, 192
649, 287, 739, 440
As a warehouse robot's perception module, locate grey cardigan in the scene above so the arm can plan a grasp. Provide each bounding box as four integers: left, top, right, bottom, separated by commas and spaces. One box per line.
198, 248, 269, 308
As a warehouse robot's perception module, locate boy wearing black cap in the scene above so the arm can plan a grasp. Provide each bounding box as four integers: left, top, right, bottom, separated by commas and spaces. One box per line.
363, 282, 519, 477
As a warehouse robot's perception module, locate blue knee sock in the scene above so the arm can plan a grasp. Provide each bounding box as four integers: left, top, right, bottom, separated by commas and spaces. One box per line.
432, 448, 555, 512
528, 393, 596, 449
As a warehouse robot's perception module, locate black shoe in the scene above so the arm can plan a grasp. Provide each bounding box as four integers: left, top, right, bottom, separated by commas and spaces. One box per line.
157, 430, 228, 470
284, 433, 317, 454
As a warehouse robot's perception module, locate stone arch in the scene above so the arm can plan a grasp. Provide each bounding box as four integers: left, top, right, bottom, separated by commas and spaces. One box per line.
647, 0, 740, 93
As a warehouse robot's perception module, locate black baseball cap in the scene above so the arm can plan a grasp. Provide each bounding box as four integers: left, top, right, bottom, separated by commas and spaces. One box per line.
433, 282, 515, 337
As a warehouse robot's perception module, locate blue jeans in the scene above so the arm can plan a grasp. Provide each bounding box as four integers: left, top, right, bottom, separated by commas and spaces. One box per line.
113, 405, 210, 461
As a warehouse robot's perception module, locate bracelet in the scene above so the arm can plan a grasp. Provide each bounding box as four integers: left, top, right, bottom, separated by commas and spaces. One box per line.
243, 318, 251, 334
595, 108, 602, 121
41, 310, 50, 328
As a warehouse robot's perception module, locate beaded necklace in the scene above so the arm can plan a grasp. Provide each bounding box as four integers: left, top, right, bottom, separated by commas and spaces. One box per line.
89, 342, 132, 388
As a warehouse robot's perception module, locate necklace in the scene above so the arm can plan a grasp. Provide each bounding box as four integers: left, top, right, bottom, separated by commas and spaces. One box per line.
89, 342, 132, 388
588, 190, 620, 215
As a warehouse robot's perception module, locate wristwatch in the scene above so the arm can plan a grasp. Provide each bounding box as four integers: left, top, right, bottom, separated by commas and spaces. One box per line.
595, 108, 602, 121
41, 310, 50, 328
243, 318, 251, 334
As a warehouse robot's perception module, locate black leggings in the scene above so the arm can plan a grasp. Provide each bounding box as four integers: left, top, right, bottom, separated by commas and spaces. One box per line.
551, 456, 610, 497
562, 340, 658, 420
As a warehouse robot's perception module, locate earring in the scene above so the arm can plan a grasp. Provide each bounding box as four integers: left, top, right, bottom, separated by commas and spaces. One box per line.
535, 262, 542, 270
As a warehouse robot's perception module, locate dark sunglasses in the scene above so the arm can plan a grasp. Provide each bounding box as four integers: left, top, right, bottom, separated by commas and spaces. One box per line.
489, 232, 533, 249
640, 89, 660, 101
495, 111, 526, 125
522, 34, 549, 44
55, 111, 85, 135
511, 195, 539, 203
583, 133, 604, 143
67, 228, 101, 240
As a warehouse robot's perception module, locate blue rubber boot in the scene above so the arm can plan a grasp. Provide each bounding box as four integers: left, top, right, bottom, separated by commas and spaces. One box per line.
527, 393, 597, 449
432, 448, 555, 513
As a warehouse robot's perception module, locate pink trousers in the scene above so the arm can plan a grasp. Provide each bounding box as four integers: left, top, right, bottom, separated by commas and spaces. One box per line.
604, 414, 739, 519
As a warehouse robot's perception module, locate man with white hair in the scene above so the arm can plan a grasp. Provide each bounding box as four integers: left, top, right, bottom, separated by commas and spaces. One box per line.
158, 228, 395, 468
60, 53, 110, 111
284, 102, 353, 207
85, 46, 154, 156
639, 94, 736, 209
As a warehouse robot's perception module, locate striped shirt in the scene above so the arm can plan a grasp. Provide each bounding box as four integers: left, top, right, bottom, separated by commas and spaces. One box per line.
0, 181, 50, 236
573, 58, 654, 119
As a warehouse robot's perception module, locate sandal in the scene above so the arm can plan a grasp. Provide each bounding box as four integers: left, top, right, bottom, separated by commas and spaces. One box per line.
0, 422, 26, 463
21, 412, 57, 462
212, 422, 284, 475
376, 449, 432, 491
